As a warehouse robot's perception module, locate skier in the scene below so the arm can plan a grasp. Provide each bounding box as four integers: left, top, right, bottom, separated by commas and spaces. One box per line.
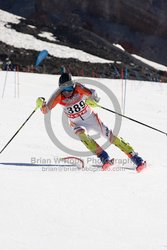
37, 72, 145, 172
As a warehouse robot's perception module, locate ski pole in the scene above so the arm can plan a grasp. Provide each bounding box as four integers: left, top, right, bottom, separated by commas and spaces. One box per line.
0, 98, 44, 154
100, 105, 167, 136
85, 99, 167, 136
2, 66, 9, 98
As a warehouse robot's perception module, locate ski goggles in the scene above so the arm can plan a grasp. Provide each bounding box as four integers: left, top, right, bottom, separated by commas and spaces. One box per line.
62, 86, 74, 92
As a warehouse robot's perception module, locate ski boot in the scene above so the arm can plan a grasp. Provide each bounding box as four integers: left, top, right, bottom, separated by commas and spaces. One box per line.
98, 151, 114, 171
113, 136, 146, 173
128, 152, 146, 173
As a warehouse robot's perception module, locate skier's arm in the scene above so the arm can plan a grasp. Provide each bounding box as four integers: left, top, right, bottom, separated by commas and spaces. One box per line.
75, 84, 92, 96
45, 93, 61, 112
41, 102, 49, 114
75, 84, 100, 108
76, 84, 100, 102
37, 91, 61, 114
85, 91, 100, 107
89, 89, 100, 103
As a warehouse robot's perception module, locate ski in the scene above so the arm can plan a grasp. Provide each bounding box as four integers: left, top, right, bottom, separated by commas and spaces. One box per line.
102, 158, 115, 171
136, 161, 147, 173
58, 157, 147, 173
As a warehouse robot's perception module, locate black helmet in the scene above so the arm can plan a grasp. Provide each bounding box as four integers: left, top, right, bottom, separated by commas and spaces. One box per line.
59, 73, 72, 86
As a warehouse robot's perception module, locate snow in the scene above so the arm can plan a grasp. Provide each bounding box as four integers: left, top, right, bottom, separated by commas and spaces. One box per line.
112, 42, 167, 71
38, 31, 58, 42
27, 25, 36, 29
1, 8, 167, 69
113, 44, 125, 51
132, 54, 167, 71
0, 9, 111, 63
0, 71, 167, 250
0, 9, 24, 24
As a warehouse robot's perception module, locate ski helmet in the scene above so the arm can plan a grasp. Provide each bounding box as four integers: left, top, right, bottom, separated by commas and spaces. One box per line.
59, 72, 72, 86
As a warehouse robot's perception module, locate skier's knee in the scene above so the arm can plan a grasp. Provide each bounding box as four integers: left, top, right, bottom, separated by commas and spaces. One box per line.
78, 132, 97, 153
74, 126, 86, 135
109, 132, 115, 143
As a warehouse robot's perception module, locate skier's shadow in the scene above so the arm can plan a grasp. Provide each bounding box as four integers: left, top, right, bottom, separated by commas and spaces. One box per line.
0, 162, 73, 167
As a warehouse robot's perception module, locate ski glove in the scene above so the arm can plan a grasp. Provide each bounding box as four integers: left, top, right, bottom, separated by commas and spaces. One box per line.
85, 98, 101, 108
36, 97, 45, 109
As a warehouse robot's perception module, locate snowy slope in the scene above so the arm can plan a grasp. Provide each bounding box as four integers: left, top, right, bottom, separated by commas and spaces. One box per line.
0, 9, 112, 63
2, 8, 167, 70
114, 44, 167, 71
132, 54, 167, 71
0, 71, 167, 250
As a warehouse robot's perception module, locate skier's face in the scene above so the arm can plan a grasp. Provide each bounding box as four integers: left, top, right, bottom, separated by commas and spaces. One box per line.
62, 86, 74, 98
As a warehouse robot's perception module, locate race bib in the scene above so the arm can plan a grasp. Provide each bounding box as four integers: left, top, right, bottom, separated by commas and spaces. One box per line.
66, 100, 86, 115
